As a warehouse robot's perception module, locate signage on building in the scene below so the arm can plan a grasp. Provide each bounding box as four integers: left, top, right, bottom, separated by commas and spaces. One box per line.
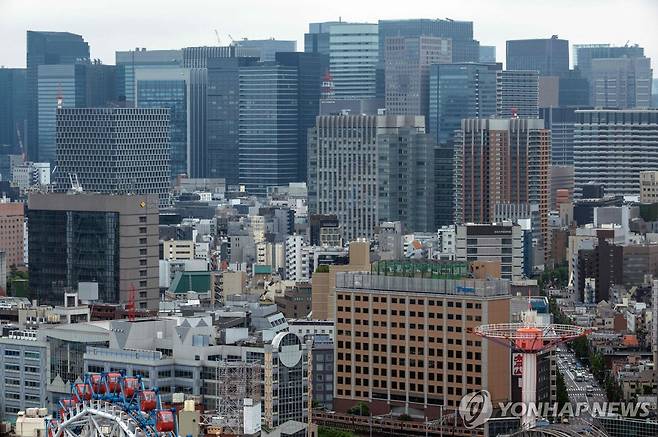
467, 225, 513, 236
512, 353, 524, 376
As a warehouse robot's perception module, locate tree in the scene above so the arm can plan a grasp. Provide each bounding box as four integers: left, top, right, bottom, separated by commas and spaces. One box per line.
318, 426, 356, 437
556, 371, 570, 413
348, 401, 369, 416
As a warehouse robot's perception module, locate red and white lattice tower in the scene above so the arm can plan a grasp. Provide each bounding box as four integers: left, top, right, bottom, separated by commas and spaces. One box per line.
471, 311, 591, 430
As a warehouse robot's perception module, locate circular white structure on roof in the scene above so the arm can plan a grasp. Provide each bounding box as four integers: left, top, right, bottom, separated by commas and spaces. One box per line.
272, 331, 303, 367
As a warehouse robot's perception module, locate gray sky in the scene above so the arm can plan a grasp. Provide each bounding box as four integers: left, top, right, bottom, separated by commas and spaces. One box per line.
1, 0, 657, 70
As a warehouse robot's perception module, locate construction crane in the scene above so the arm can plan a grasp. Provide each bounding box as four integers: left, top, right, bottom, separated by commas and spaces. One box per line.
214, 29, 221, 45
15, 123, 24, 159
68, 173, 83, 193
228, 34, 236, 45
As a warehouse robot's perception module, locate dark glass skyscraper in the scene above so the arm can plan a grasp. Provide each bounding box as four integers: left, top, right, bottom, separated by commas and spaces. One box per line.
428, 62, 500, 226
26, 31, 89, 161
506, 36, 569, 76
0, 68, 27, 152
239, 63, 299, 195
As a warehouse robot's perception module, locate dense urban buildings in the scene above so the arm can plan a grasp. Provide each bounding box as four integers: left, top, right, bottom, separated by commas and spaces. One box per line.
55, 108, 171, 207
574, 109, 658, 197
496, 70, 539, 118
27, 192, 160, 309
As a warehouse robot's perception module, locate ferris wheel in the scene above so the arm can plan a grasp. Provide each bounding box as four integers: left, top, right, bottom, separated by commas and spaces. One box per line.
46, 372, 178, 437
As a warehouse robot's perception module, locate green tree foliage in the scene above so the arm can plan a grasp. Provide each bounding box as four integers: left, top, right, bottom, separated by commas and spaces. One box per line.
347, 402, 369, 416
318, 427, 356, 437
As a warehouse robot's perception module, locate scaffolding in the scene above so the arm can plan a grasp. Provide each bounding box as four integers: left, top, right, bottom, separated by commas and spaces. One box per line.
209, 360, 261, 435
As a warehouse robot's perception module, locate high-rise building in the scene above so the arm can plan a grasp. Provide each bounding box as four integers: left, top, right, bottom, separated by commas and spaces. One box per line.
115, 49, 182, 103
85, 63, 117, 107
28, 192, 160, 309
540, 107, 577, 166
55, 108, 171, 207
479, 45, 497, 63
384, 36, 451, 117
135, 68, 206, 178
573, 43, 645, 81
206, 57, 258, 185
590, 57, 652, 108
506, 36, 569, 77
275, 52, 327, 182
181, 45, 257, 68
333, 268, 511, 416
309, 115, 435, 240
238, 63, 298, 195
26, 31, 90, 161
640, 171, 658, 203
37, 64, 87, 164
0, 68, 27, 152
428, 62, 500, 226
496, 70, 539, 118
0, 200, 24, 267
305, 22, 378, 100
455, 118, 550, 259
574, 109, 658, 197
235, 39, 297, 62
456, 223, 524, 281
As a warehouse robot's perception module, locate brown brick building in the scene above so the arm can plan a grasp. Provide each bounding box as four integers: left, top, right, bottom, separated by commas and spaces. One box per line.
0, 201, 24, 267
333, 270, 511, 419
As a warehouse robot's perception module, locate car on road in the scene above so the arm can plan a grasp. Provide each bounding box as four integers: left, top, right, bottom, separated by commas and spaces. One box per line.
586, 386, 594, 394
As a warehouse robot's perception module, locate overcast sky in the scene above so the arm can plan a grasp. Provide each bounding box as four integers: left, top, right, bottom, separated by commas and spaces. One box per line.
1, 0, 657, 70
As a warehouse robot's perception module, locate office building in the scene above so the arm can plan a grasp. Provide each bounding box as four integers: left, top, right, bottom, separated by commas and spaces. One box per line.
55, 108, 171, 207
576, 233, 623, 303
26, 31, 90, 161
506, 36, 569, 76
207, 57, 258, 185
238, 63, 298, 195
181, 45, 257, 68
37, 64, 87, 164
384, 36, 451, 118
377, 117, 436, 232
557, 70, 591, 107
305, 21, 378, 99
85, 63, 117, 107
377, 19, 480, 96
333, 268, 511, 416
0, 200, 24, 267
540, 107, 577, 166
590, 57, 652, 108
428, 62, 500, 227
235, 39, 297, 61
640, 171, 658, 203
496, 70, 539, 118
479, 45, 496, 63
309, 214, 341, 247
0, 68, 27, 151
455, 118, 550, 259
28, 192, 160, 309
135, 68, 206, 178
574, 109, 658, 198
115, 48, 182, 103
456, 223, 524, 281
0, 332, 49, 422
309, 115, 434, 241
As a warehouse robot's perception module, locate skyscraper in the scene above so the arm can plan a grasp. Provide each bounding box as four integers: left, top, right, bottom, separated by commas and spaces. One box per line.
85, 63, 117, 107
26, 31, 90, 161
135, 68, 206, 178
573, 43, 645, 81
309, 115, 434, 240
238, 63, 299, 195
115, 48, 183, 103
574, 109, 658, 198
590, 57, 652, 108
496, 70, 539, 118
28, 192, 160, 309
235, 39, 297, 62
0, 68, 27, 152
37, 64, 87, 164
206, 56, 258, 185
428, 62, 500, 226
506, 36, 569, 76
384, 36, 451, 117
55, 108, 171, 208
455, 118, 550, 259
479, 45, 497, 63
305, 21, 378, 99
540, 107, 577, 166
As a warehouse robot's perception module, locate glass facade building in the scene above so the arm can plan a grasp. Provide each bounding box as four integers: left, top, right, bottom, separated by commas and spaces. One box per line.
26, 31, 89, 161
238, 63, 299, 195
428, 62, 500, 226
506, 36, 569, 76
0, 68, 27, 152
115, 49, 182, 104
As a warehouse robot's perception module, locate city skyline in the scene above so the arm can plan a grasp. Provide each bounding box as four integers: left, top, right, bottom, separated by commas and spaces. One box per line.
1, 0, 657, 70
